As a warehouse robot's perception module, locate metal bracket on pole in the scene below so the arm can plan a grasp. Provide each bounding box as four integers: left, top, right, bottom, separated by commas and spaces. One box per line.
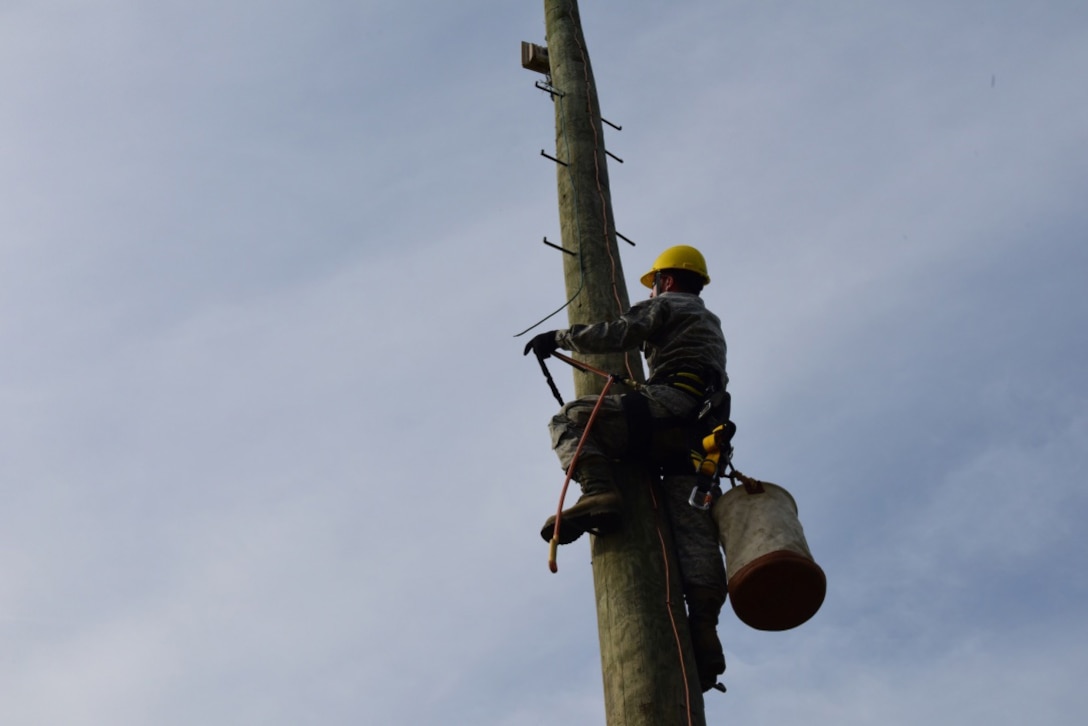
616, 232, 635, 247
535, 80, 564, 99
543, 237, 576, 256
540, 150, 569, 167
602, 117, 622, 131
605, 149, 624, 164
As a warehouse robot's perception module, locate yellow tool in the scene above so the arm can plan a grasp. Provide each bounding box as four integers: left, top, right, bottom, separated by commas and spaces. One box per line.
687, 424, 734, 509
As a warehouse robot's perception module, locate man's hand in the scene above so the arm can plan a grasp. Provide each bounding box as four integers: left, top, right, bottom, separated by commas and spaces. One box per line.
523, 330, 560, 359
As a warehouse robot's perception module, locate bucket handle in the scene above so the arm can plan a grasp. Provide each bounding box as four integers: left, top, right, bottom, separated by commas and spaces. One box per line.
730, 469, 766, 495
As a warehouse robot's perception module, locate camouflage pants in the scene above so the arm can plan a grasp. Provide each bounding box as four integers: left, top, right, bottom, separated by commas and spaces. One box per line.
660, 473, 727, 593
548, 385, 726, 593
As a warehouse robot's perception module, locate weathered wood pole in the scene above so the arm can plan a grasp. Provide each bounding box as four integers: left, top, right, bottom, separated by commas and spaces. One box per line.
532, 1, 707, 723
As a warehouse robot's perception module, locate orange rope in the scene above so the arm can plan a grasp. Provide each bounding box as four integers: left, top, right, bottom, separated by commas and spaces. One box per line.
648, 482, 696, 725
548, 395, 696, 720
548, 374, 616, 573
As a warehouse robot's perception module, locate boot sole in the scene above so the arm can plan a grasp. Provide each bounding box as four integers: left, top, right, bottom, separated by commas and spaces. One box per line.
540, 508, 621, 545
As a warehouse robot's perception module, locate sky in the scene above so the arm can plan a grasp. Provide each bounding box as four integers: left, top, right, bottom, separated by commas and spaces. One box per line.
1, 1, 1086, 724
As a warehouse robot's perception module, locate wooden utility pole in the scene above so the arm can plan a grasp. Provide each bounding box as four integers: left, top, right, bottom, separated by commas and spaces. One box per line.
523, 2, 707, 723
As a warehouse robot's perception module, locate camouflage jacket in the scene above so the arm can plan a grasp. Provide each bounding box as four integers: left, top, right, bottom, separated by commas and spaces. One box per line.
555, 292, 727, 389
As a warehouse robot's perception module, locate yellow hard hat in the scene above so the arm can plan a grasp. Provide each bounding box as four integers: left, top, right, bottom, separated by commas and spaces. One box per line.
640, 245, 711, 288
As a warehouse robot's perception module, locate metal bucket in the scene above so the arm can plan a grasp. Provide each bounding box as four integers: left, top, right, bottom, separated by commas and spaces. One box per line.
713, 476, 826, 631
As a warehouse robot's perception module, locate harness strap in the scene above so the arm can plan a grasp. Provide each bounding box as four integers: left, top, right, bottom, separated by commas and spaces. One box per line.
651, 369, 711, 399
670, 371, 707, 398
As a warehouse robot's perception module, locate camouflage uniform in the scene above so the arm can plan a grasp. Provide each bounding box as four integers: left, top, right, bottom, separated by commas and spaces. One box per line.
549, 291, 727, 594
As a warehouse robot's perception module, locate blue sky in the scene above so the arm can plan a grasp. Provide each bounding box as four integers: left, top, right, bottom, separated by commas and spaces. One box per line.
2, 1, 1086, 724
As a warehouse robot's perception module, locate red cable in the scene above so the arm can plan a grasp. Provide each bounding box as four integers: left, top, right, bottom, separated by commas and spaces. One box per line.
548, 374, 615, 573
547, 376, 694, 720
648, 483, 696, 726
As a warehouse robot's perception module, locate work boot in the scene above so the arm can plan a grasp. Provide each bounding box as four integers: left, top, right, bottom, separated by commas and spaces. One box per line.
539, 478, 621, 545
686, 585, 727, 693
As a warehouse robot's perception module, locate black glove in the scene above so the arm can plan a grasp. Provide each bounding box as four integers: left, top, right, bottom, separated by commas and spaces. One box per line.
523, 330, 560, 359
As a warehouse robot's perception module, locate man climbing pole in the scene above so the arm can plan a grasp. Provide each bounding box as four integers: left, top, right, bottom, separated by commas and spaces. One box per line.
524, 244, 731, 692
